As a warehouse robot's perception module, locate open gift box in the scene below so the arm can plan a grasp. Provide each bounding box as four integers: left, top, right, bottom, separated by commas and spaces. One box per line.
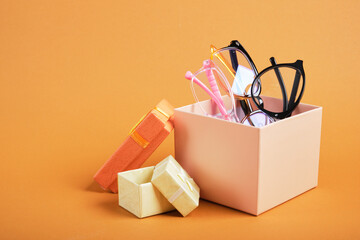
118, 166, 175, 218
118, 156, 200, 218
174, 96, 322, 215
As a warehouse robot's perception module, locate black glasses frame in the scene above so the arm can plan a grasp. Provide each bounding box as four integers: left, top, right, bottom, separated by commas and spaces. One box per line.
250, 60, 306, 119
222, 40, 306, 120
228, 40, 259, 76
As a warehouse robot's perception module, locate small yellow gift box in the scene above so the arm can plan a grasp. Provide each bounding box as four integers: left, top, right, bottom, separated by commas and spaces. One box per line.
117, 166, 175, 218
151, 155, 200, 217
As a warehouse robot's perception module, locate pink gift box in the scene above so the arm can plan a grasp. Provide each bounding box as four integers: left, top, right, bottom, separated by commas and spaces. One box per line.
174, 96, 322, 215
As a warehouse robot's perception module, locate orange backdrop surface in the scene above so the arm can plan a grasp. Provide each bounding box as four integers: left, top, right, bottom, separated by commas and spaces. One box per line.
0, 0, 359, 239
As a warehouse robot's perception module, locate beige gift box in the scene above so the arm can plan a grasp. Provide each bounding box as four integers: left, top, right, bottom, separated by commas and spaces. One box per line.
174, 96, 322, 215
117, 166, 175, 218
151, 155, 200, 217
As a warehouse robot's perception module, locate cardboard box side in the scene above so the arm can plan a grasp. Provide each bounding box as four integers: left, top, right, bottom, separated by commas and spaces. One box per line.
170, 188, 198, 217
118, 173, 141, 218
152, 156, 200, 216
165, 161, 199, 216
119, 166, 154, 184
176, 96, 320, 123
257, 107, 322, 214
152, 169, 180, 200
140, 182, 175, 218
164, 156, 200, 202
152, 167, 198, 217
94, 137, 143, 190
174, 107, 260, 215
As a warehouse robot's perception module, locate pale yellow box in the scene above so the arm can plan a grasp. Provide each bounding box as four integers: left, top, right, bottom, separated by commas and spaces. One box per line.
117, 166, 175, 218
151, 155, 200, 217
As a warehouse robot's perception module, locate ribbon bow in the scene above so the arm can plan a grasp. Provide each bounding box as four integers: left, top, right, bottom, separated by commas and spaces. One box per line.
160, 160, 199, 203
177, 167, 195, 193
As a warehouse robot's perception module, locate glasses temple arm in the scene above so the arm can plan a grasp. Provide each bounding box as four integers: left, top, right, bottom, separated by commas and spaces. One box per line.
229, 40, 259, 75
229, 50, 239, 73
185, 71, 229, 119
210, 45, 236, 77
288, 70, 301, 110
270, 57, 288, 111
203, 60, 225, 107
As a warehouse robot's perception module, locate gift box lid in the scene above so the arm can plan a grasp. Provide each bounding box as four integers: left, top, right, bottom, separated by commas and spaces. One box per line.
94, 99, 174, 193
151, 155, 200, 216
117, 166, 175, 218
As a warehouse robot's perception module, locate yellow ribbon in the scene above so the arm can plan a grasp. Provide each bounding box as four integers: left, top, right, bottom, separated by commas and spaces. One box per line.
130, 130, 149, 148
177, 168, 194, 193
154, 106, 170, 119
129, 106, 170, 149
165, 160, 196, 194
156, 158, 199, 203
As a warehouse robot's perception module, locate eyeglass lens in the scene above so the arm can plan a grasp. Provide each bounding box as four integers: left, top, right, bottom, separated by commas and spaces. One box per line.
211, 48, 257, 98
252, 66, 304, 116
190, 67, 237, 121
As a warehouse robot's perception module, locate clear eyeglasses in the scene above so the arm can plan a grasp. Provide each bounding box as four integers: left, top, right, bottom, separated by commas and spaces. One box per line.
185, 59, 239, 123
210, 40, 275, 127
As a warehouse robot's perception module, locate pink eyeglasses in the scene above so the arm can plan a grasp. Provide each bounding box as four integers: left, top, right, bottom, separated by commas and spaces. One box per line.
185, 60, 239, 122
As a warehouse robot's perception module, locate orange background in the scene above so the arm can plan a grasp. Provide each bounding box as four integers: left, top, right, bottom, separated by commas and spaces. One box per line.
1, 0, 359, 239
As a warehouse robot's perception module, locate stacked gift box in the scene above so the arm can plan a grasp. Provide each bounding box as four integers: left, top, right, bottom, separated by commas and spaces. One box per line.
94, 99, 200, 218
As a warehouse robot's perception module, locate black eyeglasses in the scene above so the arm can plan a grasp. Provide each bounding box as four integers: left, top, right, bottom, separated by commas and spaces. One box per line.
228, 40, 259, 76
251, 58, 305, 119
212, 40, 305, 121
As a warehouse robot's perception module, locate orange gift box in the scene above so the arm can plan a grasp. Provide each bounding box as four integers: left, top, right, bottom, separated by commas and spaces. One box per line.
94, 99, 174, 193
